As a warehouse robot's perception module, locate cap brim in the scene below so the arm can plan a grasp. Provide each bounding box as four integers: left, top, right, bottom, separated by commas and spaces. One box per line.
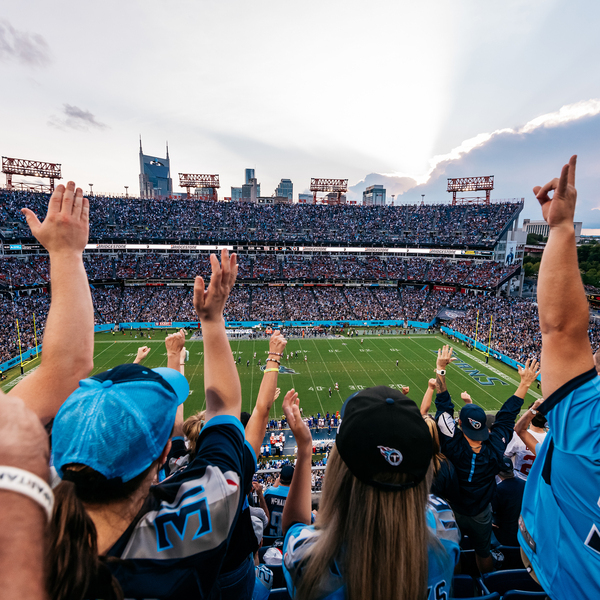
463, 427, 489, 442
152, 367, 189, 404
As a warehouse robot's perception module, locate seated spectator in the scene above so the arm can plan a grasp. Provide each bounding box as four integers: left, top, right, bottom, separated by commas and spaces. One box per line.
281, 387, 460, 600
492, 457, 525, 547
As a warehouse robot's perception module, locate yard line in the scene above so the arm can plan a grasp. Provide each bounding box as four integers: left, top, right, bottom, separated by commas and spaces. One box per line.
329, 338, 379, 390
249, 339, 256, 416
186, 339, 206, 413
295, 339, 325, 415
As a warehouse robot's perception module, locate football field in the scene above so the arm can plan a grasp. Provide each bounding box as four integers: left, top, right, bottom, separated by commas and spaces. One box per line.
2, 331, 539, 418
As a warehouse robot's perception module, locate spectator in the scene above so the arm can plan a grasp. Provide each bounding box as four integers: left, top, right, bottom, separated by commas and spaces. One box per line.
434, 345, 538, 573
519, 156, 600, 597
506, 399, 547, 477
491, 457, 525, 547
281, 386, 460, 600
264, 462, 295, 539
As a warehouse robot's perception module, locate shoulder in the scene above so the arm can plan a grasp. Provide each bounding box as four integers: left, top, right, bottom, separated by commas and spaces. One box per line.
427, 495, 461, 549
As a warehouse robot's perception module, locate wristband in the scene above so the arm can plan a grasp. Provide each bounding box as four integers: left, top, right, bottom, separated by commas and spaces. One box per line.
529, 408, 537, 416
0, 466, 54, 521
267, 352, 283, 357
264, 368, 280, 373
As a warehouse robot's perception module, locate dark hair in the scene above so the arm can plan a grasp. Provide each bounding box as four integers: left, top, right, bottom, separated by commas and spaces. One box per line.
47, 465, 152, 600
240, 411, 251, 428
528, 402, 548, 429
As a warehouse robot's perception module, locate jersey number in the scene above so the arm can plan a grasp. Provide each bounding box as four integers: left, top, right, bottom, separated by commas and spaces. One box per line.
519, 454, 535, 476
270, 511, 283, 537
427, 581, 447, 600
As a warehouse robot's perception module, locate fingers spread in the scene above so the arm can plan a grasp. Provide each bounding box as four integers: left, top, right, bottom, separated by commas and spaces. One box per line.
21, 208, 41, 233
61, 181, 76, 214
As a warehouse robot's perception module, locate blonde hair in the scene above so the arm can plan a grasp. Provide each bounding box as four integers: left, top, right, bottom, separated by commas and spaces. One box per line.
296, 446, 435, 600
423, 416, 450, 476
182, 410, 206, 455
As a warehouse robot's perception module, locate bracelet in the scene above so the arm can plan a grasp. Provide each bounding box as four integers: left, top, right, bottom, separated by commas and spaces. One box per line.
0, 466, 54, 521
529, 408, 537, 416
264, 368, 280, 373
266, 358, 281, 365
267, 352, 283, 357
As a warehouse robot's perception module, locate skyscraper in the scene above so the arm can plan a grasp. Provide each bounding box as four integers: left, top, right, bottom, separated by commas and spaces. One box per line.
276, 178, 293, 201
362, 185, 386, 206
139, 139, 173, 198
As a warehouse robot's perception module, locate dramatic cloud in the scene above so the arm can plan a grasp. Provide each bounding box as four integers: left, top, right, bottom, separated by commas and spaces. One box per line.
49, 104, 108, 131
0, 20, 50, 67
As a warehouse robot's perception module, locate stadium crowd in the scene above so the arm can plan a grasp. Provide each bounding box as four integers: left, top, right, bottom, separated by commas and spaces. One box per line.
1, 159, 598, 600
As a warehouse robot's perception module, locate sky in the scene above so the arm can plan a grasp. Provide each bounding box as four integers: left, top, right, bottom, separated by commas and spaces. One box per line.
1, 0, 600, 226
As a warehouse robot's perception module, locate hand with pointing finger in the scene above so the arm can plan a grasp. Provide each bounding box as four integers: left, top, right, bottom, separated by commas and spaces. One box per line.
21, 181, 89, 254
534, 155, 577, 230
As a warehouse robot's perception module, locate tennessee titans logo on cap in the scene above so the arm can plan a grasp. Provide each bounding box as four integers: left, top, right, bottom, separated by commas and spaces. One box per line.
468, 417, 482, 430
378, 446, 403, 466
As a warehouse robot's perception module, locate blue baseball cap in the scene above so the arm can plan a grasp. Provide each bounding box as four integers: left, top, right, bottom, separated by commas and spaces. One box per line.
459, 404, 489, 441
52, 364, 189, 483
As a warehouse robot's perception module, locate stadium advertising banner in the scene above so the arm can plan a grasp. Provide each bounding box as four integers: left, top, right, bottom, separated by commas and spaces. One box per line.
433, 285, 456, 292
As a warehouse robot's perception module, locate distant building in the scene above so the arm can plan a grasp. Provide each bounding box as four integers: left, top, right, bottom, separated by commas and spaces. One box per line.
242, 178, 259, 203
523, 218, 582, 242
298, 193, 313, 204
257, 196, 291, 205
324, 192, 346, 204
276, 178, 293, 201
231, 187, 243, 201
139, 139, 172, 198
245, 168, 255, 184
363, 184, 386, 206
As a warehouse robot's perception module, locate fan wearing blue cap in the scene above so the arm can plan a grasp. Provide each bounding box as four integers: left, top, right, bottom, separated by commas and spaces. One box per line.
46, 249, 257, 600
433, 345, 539, 574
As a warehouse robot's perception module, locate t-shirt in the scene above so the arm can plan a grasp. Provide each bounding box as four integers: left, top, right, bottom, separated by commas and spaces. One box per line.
253, 565, 274, 600
282, 495, 460, 600
102, 415, 256, 600
264, 484, 291, 537
519, 368, 600, 600
505, 430, 547, 480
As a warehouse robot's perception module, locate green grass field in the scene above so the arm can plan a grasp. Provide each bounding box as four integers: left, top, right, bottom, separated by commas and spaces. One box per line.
2, 331, 540, 416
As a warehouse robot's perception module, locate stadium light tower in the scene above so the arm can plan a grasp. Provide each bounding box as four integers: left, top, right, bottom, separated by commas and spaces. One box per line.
178, 173, 220, 200
2, 156, 62, 193
124, 185, 129, 198
309, 178, 348, 205
89, 183, 94, 196
447, 176, 494, 205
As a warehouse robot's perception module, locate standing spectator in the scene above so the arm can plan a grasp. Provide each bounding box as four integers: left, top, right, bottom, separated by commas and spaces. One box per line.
264, 462, 295, 538
434, 345, 538, 573
519, 156, 600, 597
492, 457, 525, 547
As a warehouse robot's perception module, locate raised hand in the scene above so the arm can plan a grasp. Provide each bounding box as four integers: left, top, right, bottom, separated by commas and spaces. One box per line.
534, 155, 577, 229
21, 181, 89, 254
193, 249, 238, 322
518, 358, 541, 387
436, 345, 456, 369
133, 346, 151, 364
269, 330, 287, 356
282, 389, 312, 448
460, 391, 473, 404
165, 329, 186, 356
401, 386, 410, 395
428, 378, 437, 390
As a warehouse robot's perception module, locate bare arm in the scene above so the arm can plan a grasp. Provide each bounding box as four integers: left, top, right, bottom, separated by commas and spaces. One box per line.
535, 155, 594, 397
253, 481, 270, 521
245, 331, 287, 456
133, 346, 151, 364
515, 399, 544, 455
13, 183, 94, 424
420, 379, 436, 415
282, 390, 313, 533
165, 330, 187, 437
435, 345, 455, 394
515, 359, 540, 400
193, 249, 241, 422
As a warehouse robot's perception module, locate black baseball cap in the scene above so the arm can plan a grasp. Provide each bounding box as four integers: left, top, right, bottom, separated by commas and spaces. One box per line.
336, 386, 433, 491
459, 404, 489, 441
280, 465, 295, 485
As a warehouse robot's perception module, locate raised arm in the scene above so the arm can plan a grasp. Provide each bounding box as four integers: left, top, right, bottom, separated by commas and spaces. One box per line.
245, 331, 287, 456
281, 389, 313, 534
420, 378, 436, 415
133, 346, 151, 364
193, 249, 241, 422
514, 399, 545, 456
535, 155, 594, 397
165, 329, 187, 437
12, 182, 94, 424
434, 345, 456, 417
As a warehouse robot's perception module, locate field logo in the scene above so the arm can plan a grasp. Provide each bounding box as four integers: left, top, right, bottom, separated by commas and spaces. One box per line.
260, 365, 298, 375
428, 350, 509, 386
378, 445, 403, 466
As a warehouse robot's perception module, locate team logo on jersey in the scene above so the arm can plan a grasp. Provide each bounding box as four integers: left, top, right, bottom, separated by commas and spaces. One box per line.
260, 365, 298, 375
378, 446, 403, 466
468, 417, 482, 430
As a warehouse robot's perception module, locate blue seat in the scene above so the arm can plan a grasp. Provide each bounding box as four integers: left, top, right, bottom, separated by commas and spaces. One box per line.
453, 574, 476, 598
459, 549, 481, 578
480, 569, 543, 596
269, 587, 291, 599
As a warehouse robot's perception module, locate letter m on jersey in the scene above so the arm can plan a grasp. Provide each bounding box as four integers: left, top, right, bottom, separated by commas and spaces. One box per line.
154, 486, 212, 552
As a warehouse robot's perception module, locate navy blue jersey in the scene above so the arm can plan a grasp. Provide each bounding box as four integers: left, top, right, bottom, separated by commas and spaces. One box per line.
519, 368, 600, 599
264, 484, 291, 537
103, 416, 256, 600
492, 476, 525, 547
435, 391, 523, 516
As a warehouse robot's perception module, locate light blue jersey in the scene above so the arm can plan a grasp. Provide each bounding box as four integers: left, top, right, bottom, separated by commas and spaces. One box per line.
253, 564, 273, 600
283, 495, 460, 600
519, 368, 600, 600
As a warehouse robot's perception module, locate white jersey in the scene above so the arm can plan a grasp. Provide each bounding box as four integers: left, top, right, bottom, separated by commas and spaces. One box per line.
504, 430, 547, 480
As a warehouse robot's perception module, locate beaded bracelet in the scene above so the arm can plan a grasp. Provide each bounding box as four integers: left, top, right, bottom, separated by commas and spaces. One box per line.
267, 352, 283, 357
266, 358, 281, 365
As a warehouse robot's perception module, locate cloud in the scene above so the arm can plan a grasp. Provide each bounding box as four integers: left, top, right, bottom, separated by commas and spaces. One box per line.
347, 173, 417, 204
0, 20, 51, 67
49, 104, 108, 131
